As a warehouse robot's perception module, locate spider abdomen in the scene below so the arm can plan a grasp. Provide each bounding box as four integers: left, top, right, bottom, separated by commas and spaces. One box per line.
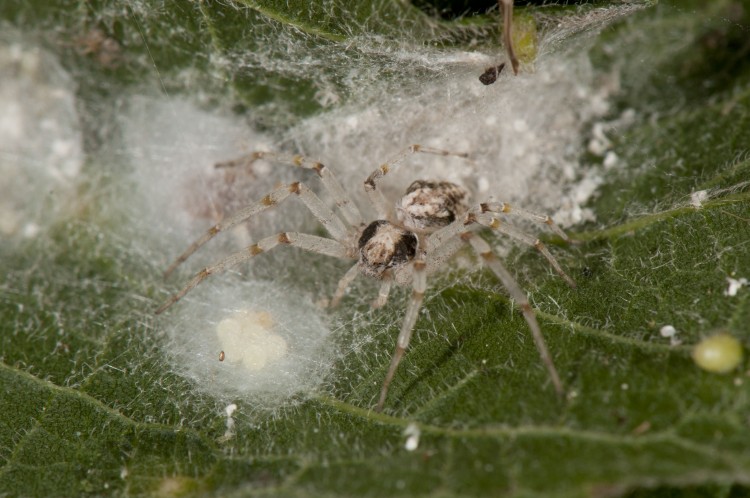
358, 220, 418, 279
396, 180, 469, 231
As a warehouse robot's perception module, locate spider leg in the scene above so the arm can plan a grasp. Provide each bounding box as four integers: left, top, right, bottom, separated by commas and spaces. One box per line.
425, 206, 574, 287
371, 274, 393, 309
330, 266, 393, 310
498, 0, 519, 75
156, 233, 350, 314
163, 182, 348, 279
376, 258, 427, 412
465, 232, 564, 397
425, 233, 468, 273
420, 206, 485, 258
480, 202, 570, 242
329, 263, 360, 308
217, 151, 363, 226
474, 212, 576, 288
364, 145, 471, 219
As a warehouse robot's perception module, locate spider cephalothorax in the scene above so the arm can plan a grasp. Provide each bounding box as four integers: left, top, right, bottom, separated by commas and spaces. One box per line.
357, 220, 418, 281
156, 144, 574, 412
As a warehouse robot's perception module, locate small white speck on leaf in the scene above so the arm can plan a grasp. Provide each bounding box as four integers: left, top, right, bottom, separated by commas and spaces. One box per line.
404, 423, 421, 452
225, 403, 237, 417
659, 325, 677, 338
659, 325, 682, 346
724, 277, 748, 297
223, 403, 238, 440
603, 151, 618, 169
690, 190, 709, 208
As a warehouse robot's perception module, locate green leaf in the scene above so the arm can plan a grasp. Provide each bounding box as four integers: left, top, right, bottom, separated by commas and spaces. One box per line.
2, 1, 750, 497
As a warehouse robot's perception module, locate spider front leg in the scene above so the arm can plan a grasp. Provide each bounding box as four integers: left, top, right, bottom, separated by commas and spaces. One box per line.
376, 258, 427, 412
162, 182, 348, 279
217, 150, 364, 227
156, 233, 350, 314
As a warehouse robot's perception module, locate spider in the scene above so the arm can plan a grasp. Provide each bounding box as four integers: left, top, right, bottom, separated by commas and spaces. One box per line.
155, 145, 575, 411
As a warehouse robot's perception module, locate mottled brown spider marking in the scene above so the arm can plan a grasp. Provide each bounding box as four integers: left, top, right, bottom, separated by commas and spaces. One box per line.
398, 181, 469, 231
358, 220, 418, 279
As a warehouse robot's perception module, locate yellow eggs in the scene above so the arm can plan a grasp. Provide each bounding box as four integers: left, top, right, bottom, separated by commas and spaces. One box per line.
692, 333, 744, 374
216, 310, 288, 371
